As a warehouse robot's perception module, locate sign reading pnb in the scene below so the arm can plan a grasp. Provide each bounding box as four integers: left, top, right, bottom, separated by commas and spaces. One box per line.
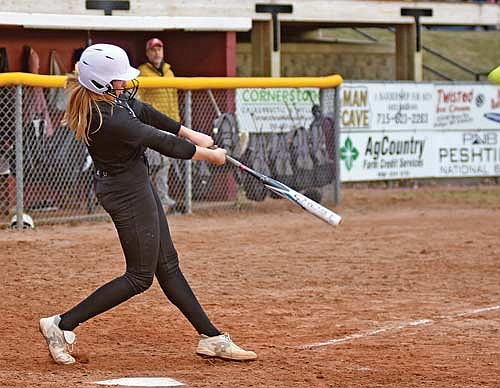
437, 131, 500, 176
462, 132, 497, 146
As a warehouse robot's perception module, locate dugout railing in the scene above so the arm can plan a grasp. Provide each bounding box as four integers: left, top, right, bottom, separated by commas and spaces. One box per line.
0, 73, 343, 228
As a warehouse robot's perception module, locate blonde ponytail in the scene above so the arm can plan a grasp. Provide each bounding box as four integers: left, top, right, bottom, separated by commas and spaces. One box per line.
63, 72, 111, 145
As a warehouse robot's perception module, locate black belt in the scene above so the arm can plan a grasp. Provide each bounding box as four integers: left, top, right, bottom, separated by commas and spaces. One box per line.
95, 169, 112, 177
95, 155, 148, 177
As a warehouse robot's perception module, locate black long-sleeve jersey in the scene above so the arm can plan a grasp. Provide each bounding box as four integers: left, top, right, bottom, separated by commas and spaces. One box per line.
87, 97, 196, 175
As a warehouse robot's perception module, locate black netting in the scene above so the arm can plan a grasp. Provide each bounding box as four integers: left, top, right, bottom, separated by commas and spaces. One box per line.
0, 85, 338, 226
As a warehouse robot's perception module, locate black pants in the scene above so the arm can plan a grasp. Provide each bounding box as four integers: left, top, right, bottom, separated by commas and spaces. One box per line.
59, 160, 220, 337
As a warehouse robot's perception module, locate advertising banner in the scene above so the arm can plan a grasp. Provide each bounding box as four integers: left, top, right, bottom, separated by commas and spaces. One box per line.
235, 83, 500, 182
434, 130, 500, 177
434, 84, 500, 130
236, 88, 319, 133
340, 83, 435, 132
339, 82, 500, 181
339, 132, 434, 181
340, 131, 500, 181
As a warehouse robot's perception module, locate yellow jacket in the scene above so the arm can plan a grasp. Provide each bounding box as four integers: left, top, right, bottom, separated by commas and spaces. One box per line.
138, 61, 180, 122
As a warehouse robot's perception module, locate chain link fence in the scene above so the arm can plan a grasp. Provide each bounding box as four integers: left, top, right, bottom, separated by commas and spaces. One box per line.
0, 81, 341, 228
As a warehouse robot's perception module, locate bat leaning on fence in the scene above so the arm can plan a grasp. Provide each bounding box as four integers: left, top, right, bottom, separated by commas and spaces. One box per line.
205, 88, 341, 226
224, 154, 342, 226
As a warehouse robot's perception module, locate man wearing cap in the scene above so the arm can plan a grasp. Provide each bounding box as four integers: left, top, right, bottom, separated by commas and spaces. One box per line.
139, 38, 179, 211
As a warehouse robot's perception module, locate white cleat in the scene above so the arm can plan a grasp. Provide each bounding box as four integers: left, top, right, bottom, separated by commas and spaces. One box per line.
196, 333, 257, 361
39, 315, 76, 365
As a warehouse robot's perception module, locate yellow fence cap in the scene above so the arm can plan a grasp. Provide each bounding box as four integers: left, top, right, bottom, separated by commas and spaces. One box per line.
0, 72, 343, 89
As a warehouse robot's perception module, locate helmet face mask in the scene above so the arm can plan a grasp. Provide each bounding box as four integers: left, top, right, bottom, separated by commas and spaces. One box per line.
78, 44, 140, 98
114, 79, 140, 101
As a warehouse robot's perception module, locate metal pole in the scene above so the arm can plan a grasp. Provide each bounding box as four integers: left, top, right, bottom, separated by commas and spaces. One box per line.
184, 90, 193, 214
333, 86, 342, 205
319, 88, 326, 114
14, 85, 24, 230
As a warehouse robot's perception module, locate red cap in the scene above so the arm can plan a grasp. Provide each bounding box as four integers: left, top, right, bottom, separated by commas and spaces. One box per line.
146, 38, 164, 50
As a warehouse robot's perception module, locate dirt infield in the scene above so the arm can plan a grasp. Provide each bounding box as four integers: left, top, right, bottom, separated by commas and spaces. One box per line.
1, 186, 499, 388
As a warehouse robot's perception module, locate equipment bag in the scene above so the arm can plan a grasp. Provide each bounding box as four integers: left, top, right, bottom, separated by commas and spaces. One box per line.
241, 133, 269, 202
268, 132, 295, 198
288, 125, 315, 191
309, 111, 335, 187
213, 112, 241, 160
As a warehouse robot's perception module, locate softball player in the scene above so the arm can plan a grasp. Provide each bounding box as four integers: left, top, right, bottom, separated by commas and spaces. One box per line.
39, 44, 256, 364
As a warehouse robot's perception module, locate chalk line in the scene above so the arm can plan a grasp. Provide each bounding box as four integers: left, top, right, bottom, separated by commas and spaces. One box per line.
301, 305, 500, 349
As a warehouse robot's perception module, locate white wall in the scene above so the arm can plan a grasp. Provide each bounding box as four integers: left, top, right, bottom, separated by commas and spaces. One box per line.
0, 1, 498, 26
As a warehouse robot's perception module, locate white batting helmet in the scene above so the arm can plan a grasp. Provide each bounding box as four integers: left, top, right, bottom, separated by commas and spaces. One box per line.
78, 44, 140, 95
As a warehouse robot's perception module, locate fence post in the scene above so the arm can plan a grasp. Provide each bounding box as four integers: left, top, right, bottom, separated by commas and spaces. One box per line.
15, 85, 24, 230
184, 90, 193, 214
333, 85, 342, 205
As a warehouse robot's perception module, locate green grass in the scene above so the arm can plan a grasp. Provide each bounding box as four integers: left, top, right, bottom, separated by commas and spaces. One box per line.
419, 187, 500, 206
423, 30, 500, 81
352, 186, 500, 209
319, 28, 500, 81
